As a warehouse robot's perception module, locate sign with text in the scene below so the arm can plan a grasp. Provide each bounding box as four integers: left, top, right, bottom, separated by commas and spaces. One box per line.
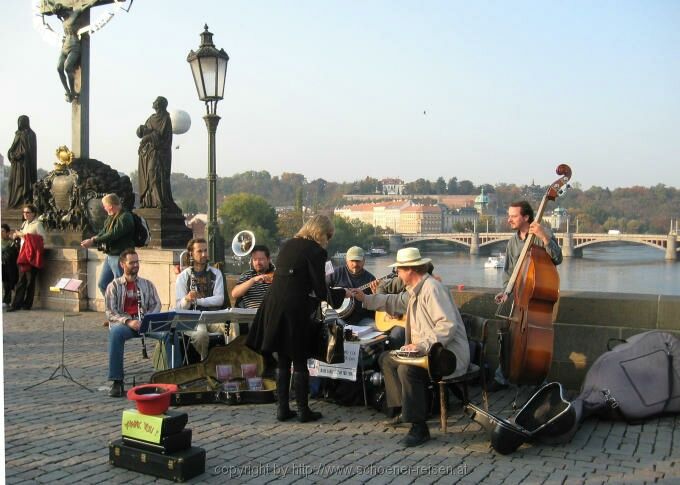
121, 409, 164, 444
308, 342, 360, 381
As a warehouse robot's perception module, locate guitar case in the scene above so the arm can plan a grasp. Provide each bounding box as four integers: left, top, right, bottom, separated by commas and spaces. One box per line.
150, 336, 276, 406
464, 382, 576, 454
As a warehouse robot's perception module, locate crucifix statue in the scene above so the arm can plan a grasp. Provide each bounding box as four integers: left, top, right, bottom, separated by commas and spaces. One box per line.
53, 0, 100, 103
39, 0, 129, 159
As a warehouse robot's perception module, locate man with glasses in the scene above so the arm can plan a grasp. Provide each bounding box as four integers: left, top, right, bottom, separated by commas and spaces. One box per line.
351, 247, 469, 447
105, 248, 161, 397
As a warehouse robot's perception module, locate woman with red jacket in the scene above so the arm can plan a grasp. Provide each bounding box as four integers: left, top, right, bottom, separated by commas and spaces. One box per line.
9, 204, 46, 311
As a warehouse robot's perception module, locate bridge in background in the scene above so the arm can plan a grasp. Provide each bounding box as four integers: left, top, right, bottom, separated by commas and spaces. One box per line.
394, 231, 679, 260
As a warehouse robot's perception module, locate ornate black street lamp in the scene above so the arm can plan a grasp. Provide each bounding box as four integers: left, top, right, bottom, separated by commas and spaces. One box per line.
187, 24, 229, 264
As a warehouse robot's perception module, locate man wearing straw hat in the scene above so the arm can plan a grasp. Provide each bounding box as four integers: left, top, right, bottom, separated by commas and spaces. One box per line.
351, 247, 469, 447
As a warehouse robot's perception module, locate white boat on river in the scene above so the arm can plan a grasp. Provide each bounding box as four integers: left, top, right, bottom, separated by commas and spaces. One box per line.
484, 254, 506, 269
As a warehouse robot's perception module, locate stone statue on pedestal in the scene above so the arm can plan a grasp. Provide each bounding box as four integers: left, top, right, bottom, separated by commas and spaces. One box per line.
137, 96, 180, 211
7, 116, 37, 209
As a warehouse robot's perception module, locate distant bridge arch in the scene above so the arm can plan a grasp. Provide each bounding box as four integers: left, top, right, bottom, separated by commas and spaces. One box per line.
397, 232, 678, 260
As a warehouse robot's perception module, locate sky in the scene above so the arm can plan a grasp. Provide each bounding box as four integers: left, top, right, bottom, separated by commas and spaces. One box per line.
1, 0, 679, 190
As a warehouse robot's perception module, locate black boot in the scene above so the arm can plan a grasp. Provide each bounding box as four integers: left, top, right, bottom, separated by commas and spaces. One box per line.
294, 371, 322, 422
276, 368, 297, 421
400, 422, 431, 447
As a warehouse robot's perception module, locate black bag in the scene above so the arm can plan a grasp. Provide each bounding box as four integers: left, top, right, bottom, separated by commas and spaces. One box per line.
312, 316, 345, 364
131, 212, 151, 247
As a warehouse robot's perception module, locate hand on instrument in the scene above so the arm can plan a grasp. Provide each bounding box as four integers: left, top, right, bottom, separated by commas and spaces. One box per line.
350, 288, 366, 302
252, 273, 267, 284
261, 273, 274, 284
495, 292, 508, 304
369, 280, 379, 294
128, 319, 141, 331
400, 344, 419, 352
529, 222, 549, 244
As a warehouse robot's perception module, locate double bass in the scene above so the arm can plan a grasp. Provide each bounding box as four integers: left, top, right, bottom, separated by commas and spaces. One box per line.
497, 164, 572, 386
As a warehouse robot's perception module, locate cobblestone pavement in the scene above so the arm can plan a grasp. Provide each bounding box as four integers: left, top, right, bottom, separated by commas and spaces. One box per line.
3, 309, 679, 484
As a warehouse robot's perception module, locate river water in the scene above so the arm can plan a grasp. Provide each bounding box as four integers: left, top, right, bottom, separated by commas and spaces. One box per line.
360, 245, 680, 297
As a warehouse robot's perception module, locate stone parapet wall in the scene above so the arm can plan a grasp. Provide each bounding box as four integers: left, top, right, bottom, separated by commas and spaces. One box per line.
28, 251, 680, 390
451, 287, 680, 390
34, 247, 183, 312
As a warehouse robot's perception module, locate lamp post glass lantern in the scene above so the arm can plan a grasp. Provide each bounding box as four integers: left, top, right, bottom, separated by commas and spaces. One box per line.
187, 25, 229, 264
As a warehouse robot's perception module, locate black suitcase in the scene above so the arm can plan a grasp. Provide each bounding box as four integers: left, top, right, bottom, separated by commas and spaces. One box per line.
109, 439, 206, 482
122, 428, 193, 454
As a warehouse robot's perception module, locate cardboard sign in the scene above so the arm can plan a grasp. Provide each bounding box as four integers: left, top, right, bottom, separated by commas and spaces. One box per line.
308, 342, 360, 381
121, 409, 164, 444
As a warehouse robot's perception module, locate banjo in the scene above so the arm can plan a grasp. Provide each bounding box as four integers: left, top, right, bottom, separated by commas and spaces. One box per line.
333, 273, 396, 320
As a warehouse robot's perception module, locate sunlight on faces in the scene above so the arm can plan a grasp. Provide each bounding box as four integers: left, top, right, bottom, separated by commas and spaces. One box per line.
251, 251, 270, 273
120, 254, 140, 277
396, 266, 415, 285
346, 258, 365, 275
192, 242, 209, 267
22, 209, 36, 222
507, 206, 528, 230
102, 202, 118, 216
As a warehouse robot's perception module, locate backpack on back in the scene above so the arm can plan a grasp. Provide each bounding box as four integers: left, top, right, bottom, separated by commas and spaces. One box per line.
131, 213, 151, 247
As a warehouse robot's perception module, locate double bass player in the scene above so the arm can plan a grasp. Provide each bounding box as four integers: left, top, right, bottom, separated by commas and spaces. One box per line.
490, 200, 563, 391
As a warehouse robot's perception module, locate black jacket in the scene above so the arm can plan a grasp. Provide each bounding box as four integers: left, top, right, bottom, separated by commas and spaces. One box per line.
246, 237, 343, 361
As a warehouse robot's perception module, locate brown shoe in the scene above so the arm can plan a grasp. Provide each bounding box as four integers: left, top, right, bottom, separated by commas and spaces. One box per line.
108, 380, 124, 398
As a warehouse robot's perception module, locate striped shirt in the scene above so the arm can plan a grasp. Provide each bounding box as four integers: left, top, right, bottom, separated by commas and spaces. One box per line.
236, 270, 272, 309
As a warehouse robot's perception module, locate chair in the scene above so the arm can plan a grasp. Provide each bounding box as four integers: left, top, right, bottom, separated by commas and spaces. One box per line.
436, 312, 489, 432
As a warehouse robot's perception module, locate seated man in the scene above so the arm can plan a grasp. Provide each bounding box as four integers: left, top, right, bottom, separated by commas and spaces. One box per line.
175, 237, 225, 362
371, 262, 438, 350
106, 248, 161, 397
328, 246, 376, 326
351, 248, 469, 447
231, 244, 274, 309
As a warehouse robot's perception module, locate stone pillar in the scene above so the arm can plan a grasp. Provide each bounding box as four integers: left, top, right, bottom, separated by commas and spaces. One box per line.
72, 12, 90, 159
666, 234, 677, 261
389, 234, 404, 253
135, 208, 193, 250
470, 233, 480, 255
562, 233, 575, 257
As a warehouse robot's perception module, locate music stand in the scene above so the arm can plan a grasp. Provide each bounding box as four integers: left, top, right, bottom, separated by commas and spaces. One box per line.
199, 308, 257, 338
141, 310, 202, 368
25, 278, 92, 392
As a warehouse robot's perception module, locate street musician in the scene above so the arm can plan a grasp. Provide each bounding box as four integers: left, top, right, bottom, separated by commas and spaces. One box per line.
231, 244, 275, 309
351, 247, 469, 447
327, 246, 376, 326
174, 238, 226, 363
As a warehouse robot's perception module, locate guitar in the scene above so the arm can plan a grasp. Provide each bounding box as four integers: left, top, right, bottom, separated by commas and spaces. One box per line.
375, 310, 406, 332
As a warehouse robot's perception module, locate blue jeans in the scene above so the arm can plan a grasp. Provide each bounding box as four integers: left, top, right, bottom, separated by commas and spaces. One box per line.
98, 254, 123, 297
108, 325, 180, 381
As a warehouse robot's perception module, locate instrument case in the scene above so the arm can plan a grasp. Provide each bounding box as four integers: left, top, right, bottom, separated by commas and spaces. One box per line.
109, 439, 205, 482
464, 382, 576, 454
122, 428, 192, 454
150, 336, 276, 406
